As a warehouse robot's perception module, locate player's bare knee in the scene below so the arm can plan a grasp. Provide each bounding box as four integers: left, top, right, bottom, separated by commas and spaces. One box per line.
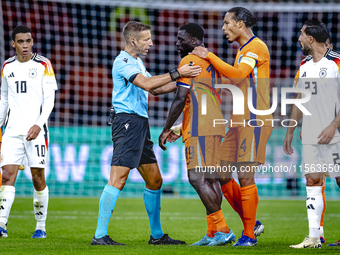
146, 176, 162, 190
238, 177, 255, 187
188, 173, 204, 190
219, 177, 232, 186
336, 177, 340, 189
1, 170, 15, 185
32, 176, 46, 191
306, 177, 322, 186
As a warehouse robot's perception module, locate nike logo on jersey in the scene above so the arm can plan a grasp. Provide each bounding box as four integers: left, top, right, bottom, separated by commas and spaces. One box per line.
239, 153, 246, 157
125, 124, 129, 129
39, 159, 45, 165
7, 72, 15, 78
302, 72, 306, 77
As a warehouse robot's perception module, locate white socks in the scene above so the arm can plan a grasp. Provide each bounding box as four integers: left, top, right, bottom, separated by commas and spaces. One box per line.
306, 186, 323, 238
34, 186, 49, 231
0, 185, 15, 229
320, 226, 324, 238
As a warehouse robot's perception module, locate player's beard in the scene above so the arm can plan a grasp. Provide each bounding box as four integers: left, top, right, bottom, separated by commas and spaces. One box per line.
301, 43, 311, 56
302, 47, 311, 56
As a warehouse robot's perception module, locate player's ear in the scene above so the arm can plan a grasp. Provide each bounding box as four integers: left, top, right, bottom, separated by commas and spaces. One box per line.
11, 40, 15, 48
237, 20, 244, 29
192, 37, 199, 46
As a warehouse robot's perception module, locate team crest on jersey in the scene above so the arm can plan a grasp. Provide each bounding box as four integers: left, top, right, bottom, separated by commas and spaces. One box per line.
237, 54, 243, 65
29, 68, 37, 78
319, 67, 327, 78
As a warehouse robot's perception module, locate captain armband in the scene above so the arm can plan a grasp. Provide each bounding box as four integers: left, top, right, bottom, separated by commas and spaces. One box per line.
240, 57, 257, 69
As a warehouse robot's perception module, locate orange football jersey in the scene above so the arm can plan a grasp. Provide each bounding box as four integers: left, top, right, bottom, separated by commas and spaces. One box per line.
231, 37, 272, 127
177, 55, 225, 141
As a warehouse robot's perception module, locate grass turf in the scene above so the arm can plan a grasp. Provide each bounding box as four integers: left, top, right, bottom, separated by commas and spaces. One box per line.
1, 198, 339, 254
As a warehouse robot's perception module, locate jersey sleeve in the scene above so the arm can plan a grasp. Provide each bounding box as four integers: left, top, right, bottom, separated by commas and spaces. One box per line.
116, 59, 142, 82
243, 41, 268, 67
146, 70, 152, 78
0, 70, 9, 126
42, 59, 58, 92
176, 57, 191, 89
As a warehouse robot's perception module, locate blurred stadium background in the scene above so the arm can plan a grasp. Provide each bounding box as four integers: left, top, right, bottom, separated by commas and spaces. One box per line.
1, 0, 340, 198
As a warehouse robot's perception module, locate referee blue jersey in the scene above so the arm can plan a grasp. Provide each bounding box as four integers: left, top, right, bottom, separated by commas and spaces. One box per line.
112, 50, 151, 118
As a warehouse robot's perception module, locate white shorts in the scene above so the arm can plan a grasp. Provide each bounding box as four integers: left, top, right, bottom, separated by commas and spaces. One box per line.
302, 143, 340, 178
1, 132, 48, 169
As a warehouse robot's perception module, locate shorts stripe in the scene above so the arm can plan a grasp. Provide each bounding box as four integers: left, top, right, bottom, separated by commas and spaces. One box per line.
191, 89, 199, 137
43, 124, 49, 151
250, 134, 255, 162
255, 126, 261, 153
249, 73, 257, 125
196, 139, 202, 167
198, 136, 206, 165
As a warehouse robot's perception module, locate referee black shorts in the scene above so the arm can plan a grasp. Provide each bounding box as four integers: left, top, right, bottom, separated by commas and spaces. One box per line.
110, 113, 157, 169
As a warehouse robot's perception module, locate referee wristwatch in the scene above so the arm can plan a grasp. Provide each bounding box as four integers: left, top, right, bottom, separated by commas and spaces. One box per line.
169, 69, 181, 81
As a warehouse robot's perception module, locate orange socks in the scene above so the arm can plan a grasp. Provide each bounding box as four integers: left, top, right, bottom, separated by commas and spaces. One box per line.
320, 186, 326, 227
240, 184, 258, 239
221, 179, 244, 222
206, 215, 217, 237
209, 209, 230, 234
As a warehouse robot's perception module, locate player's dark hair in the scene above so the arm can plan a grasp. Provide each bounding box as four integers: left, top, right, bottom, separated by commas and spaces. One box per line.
303, 20, 329, 43
123, 21, 151, 42
179, 23, 204, 42
228, 7, 257, 27
12, 25, 32, 41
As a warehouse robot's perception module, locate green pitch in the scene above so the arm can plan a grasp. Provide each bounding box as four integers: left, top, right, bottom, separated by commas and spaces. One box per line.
1, 197, 339, 254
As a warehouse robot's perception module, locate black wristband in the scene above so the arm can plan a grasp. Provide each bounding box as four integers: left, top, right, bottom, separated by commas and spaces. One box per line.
169, 69, 181, 81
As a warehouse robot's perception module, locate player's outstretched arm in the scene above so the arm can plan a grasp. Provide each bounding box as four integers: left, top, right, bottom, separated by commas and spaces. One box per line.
317, 109, 340, 144
159, 87, 189, 150
133, 64, 201, 92
149, 82, 177, 96
190, 46, 253, 82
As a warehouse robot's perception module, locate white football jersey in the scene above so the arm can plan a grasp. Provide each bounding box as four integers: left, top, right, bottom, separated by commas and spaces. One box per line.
0, 53, 58, 135
294, 49, 340, 145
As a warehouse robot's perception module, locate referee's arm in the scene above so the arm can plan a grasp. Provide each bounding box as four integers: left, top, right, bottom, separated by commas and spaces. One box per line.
132, 64, 201, 91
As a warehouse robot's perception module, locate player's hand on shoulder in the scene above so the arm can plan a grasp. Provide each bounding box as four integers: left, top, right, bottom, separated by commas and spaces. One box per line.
178, 63, 201, 78
190, 46, 209, 59
26, 124, 41, 141
317, 125, 336, 144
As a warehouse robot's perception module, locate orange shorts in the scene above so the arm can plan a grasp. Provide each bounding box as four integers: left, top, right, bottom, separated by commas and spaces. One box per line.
184, 136, 222, 170
221, 126, 272, 164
